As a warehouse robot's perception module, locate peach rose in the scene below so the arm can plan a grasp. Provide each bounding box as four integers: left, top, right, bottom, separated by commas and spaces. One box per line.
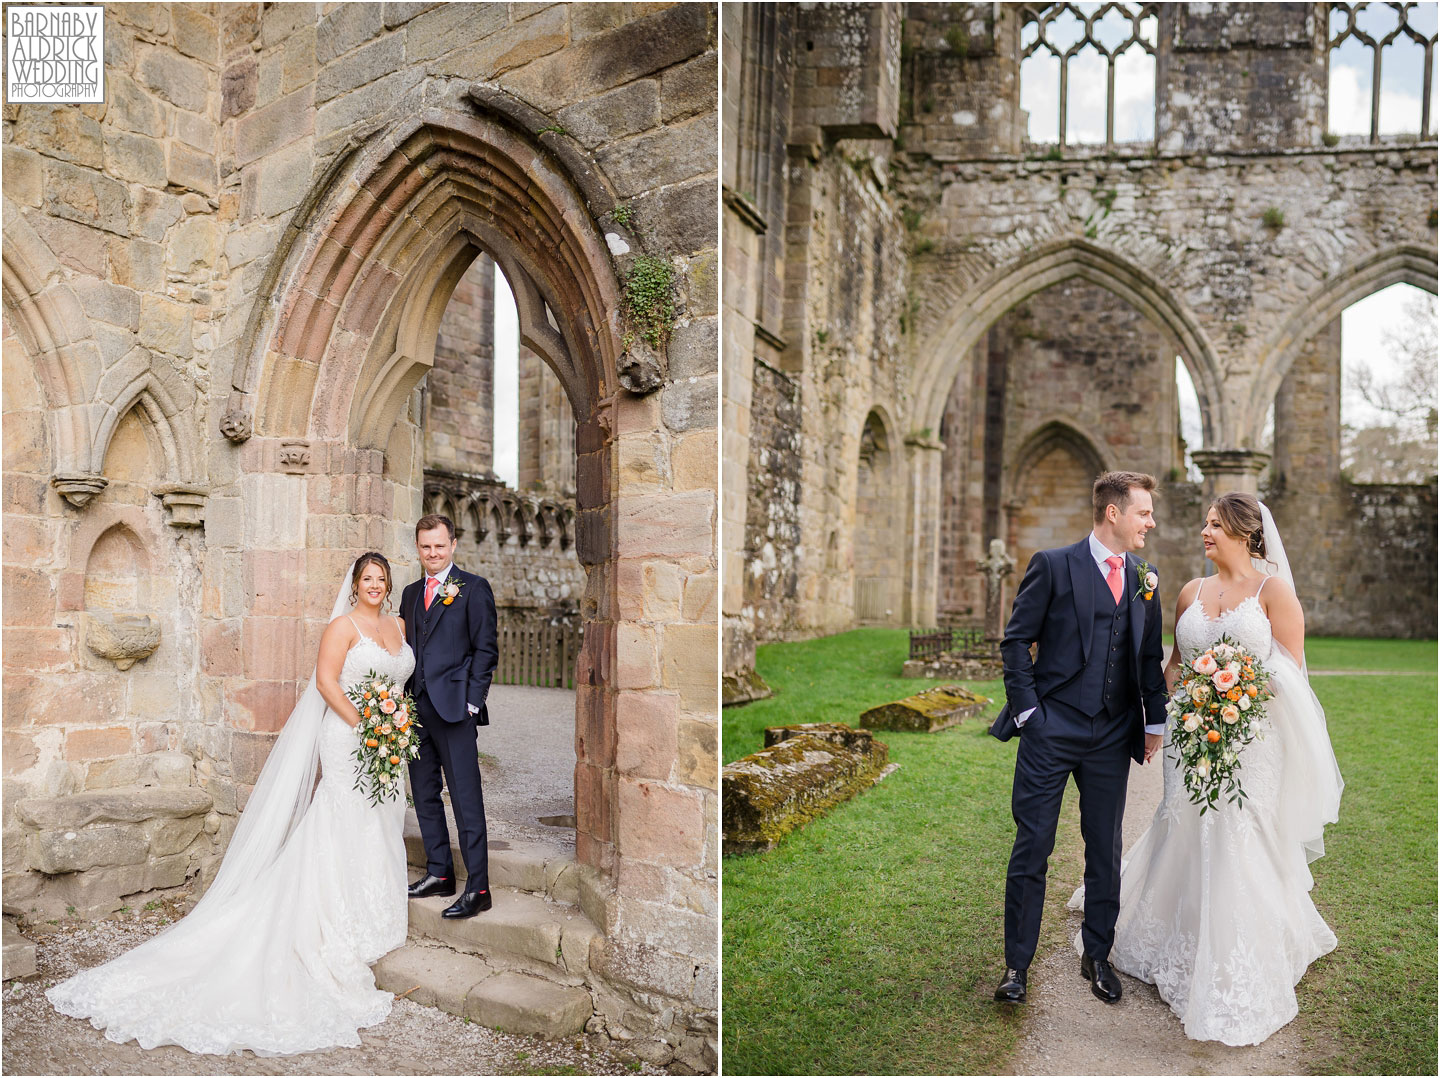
380, 698, 397, 715
1190, 682, 1211, 704
1192, 653, 1219, 676
1213, 668, 1239, 692
1221, 704, 1240, 725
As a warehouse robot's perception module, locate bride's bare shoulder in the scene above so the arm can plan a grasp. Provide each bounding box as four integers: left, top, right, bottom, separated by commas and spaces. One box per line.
1175, 577, 1204, 609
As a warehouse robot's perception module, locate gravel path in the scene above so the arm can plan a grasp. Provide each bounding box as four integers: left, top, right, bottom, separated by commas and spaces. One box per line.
1003, 758, 1319, 1076
4, 905, 663, 1076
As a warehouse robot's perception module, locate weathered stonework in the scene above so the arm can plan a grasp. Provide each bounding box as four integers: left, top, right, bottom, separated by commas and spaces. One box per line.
723, 1, 1436, 693
4, 4, 717, 1065
858, 685, 991, 733
722, 723, 889, 853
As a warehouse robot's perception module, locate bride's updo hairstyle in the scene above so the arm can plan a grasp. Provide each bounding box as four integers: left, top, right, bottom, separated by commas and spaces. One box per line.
1210, 492, 1267, 560
348, 552, 393, 607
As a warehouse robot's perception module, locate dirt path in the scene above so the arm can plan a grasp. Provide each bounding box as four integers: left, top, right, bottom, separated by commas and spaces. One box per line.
1003, 758, 1312, 1076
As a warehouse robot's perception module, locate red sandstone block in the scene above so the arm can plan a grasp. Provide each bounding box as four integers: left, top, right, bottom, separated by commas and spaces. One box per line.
2, 566, 55, 626
615, 690, 679, 780
616, 778, 704, 868
574, 683, 614, 770
200, 620, 243, 676
615, 622, 660, 690
241, 617, 307, 680
65, 725, 133, 761
244, 550, 307, 616
226, 678, 301, 733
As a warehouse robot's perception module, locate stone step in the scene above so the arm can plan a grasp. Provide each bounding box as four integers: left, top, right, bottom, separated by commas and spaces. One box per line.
403, 830, 581, 906
2, 920, 37, 981
374, 942, 591, 1038
405, 887, 600, 982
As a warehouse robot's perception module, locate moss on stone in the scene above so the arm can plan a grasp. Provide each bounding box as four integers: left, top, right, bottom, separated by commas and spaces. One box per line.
860, 684, 991, 732
722, 731, 890, 854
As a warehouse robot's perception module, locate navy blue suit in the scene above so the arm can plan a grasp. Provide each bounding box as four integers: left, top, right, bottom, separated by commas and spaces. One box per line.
989, 537, 1167, 969
402, 565, 499, 892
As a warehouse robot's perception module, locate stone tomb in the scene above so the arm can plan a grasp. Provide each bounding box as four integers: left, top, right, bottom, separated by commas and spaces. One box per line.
722, 723, 891, 854
859, 685, 991, 733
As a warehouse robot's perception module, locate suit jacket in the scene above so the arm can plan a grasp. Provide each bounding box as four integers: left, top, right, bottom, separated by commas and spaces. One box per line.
401, 566, 499, 725
988, 537, 1167, 764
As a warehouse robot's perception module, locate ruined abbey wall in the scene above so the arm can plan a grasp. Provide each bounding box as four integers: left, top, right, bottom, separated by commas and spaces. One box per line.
723, 1, 1436, 693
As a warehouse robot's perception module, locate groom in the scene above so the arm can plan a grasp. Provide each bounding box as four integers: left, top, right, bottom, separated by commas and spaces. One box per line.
402, 513, 499, 919
989, 471, 1168, 1005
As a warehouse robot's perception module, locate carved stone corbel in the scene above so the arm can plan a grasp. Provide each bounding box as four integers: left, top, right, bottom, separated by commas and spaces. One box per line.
52, 473, 109, 509
279, 440, 312, 472
154, 485, 209, 528
85, 612, 161, 670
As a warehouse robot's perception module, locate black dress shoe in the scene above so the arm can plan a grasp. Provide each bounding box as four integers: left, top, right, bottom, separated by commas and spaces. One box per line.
441, 889, 492, 919
1081, 954, 1122, 1003
408, 874, 456, 899
994, 967, 1027, 1003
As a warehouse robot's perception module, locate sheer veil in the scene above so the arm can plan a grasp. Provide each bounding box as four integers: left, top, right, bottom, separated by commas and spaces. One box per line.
1253, 502, 1343, 863
193, 559, 358, 909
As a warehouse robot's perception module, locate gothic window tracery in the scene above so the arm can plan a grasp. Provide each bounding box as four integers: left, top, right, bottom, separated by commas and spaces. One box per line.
1328, 2, 1437, 141
1019, 2, 1159, 148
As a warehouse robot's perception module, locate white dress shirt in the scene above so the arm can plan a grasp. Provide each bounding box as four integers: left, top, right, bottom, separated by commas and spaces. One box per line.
423, 562, 477, 715
1014, 533, 1165, 735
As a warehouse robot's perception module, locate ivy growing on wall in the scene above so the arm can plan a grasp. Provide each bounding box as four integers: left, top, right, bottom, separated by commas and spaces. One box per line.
623, 255, 676, 350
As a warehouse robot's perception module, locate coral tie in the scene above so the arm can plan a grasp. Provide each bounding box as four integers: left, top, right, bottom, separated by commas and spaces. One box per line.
1105, 555, 1124, 604
424, 576, 438, 610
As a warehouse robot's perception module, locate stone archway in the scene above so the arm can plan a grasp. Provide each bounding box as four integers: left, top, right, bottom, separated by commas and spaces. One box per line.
911, 237, 1225, 444
853, 407, 902, 624
909, 241, 1208, 626
1247, 243, 1439, 443
229, 96, 630, 877
1005, 420, 1110, 572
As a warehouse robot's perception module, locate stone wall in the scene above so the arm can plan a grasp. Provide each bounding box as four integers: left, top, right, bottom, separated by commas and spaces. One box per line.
427, 252, 496, 477
725, 1, 1436, 674
4, 4, 718, 1065
742, 358, 801, 640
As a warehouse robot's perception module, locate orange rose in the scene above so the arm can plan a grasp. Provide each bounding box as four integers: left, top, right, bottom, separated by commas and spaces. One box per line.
366, 738, 379, 748
1246, 686, 1258, 697
363, 707, 372, 717
389, 755, 400, 765
364, 692, 372, 700
379, 688, 389, 699
1206, 729, 1221, 743
442, 596, 454, 605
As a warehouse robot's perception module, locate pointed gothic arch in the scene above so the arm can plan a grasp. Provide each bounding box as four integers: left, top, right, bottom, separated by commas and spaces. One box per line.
911, 237, 1225, 445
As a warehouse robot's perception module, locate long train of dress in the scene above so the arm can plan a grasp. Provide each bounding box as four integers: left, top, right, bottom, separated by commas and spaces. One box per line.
47, 633, 412, 1056
1070, 592, 1343, 1046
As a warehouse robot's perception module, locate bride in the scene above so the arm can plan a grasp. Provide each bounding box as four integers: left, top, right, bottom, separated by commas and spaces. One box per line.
1073, 492, 1344, 1045
47, 553, 415, 1055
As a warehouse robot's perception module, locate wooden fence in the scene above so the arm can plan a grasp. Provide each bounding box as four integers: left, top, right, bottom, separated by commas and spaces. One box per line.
907, 625, 994, 661
496, 616, 581, 689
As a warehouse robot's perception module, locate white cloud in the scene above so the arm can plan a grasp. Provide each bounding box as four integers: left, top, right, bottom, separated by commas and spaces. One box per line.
1341, 283, 1437, 428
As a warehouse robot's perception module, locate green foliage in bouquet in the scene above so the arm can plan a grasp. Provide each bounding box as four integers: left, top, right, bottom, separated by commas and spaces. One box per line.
346, 670, 421, 806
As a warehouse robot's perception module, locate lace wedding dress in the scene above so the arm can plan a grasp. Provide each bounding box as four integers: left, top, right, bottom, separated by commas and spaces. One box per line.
1072, 584, 1343, 1045
47, 619, 414, 1056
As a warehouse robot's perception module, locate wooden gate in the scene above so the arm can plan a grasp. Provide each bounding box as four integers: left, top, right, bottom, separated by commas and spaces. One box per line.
495, 615, 580, 689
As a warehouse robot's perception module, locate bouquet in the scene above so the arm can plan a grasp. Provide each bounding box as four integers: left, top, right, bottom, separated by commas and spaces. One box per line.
1164, 635, 1273, 813
346, 671, 421, 805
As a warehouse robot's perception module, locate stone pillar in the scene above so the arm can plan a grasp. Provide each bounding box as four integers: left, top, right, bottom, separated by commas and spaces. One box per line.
1155, 2, 1327, 154
905, 436, 946, 628
1191, 448, 1272, 499
427, 253, 496, 476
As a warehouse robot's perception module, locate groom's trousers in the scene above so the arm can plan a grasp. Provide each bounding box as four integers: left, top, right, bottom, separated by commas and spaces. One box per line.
411, 689, 490, 893
1004, 696, 1130, 969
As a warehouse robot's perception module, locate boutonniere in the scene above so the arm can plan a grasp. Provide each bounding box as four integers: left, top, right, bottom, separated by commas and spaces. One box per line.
1133, 560, 1157, 601
440, 578, 463, 606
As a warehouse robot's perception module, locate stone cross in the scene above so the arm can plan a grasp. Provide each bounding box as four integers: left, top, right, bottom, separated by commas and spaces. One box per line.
976, 537, 1016, 641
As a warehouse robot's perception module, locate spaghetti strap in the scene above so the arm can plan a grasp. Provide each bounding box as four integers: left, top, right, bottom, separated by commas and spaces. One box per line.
1255, 576, 1269, 598
343, 613, 361, 635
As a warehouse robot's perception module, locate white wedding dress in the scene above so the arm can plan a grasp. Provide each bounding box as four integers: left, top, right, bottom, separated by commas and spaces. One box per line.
47, 619, 414, 1056
1073, 583, 1344, 1045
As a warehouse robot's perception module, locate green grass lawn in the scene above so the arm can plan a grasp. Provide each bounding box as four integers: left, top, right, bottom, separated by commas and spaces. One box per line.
722, 629, 1437, 1076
